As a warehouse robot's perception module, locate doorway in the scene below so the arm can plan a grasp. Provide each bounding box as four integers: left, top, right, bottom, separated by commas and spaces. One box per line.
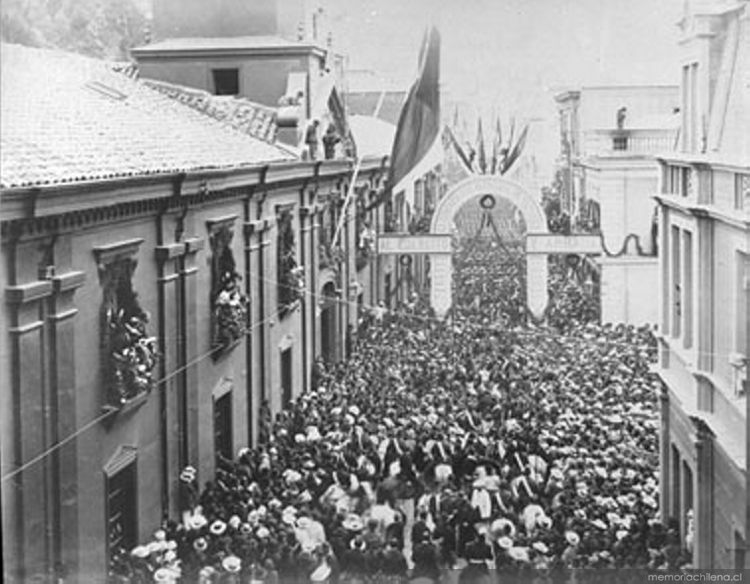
213, 391, 232, 465
281, 347, 293, 409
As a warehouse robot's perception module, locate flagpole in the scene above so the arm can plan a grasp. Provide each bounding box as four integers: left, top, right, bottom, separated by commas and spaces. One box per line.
330, 86, 389, 249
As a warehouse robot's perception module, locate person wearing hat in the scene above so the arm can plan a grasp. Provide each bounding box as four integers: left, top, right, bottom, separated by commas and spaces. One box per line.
179, 466, 199, 527
219, 555, 242, 584
340, 536, 367, 583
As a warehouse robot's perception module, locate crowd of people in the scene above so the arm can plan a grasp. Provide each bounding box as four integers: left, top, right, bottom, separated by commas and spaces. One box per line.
111, 240, 689, 584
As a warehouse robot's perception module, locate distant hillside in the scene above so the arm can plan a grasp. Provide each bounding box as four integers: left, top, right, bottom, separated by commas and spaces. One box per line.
1, 0, 148, 61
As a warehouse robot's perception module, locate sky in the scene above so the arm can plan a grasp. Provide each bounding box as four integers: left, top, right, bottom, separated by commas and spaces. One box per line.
325, 0, 684, 183
327, 0, 684, 117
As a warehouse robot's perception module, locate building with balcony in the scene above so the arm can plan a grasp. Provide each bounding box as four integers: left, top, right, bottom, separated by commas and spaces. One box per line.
0, 43, 388, 582
554, 85, 680, 325
654, 0, 749, 569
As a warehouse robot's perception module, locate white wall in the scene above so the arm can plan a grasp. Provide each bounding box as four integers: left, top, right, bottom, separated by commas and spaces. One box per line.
600, 257, 659, 325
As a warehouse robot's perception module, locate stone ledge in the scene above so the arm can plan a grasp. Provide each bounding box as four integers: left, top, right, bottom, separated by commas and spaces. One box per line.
6, 280, 54, 304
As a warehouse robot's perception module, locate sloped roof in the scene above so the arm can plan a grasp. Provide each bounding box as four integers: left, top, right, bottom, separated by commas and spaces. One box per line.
143, 78, 280, 143
0, 44, 295, 189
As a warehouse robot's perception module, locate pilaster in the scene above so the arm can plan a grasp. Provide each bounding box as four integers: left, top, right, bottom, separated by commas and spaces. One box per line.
244, 218, 275, 432
696, 215, 714, 372
47, 268, 86, 581
694, 421, 715, 568
5, 276, 54, 580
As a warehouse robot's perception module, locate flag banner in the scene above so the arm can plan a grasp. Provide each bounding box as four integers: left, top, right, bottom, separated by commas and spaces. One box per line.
388, 26, 441, 193
476, 117, 487, 174
502, 123, 529, 174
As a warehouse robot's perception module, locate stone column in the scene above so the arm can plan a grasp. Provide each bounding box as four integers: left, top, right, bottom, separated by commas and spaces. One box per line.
526, 253, 549, 320
430, 253, 452, 317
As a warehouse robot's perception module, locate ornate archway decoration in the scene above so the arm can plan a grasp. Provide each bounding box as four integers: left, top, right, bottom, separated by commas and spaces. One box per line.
428, 175, 550, 318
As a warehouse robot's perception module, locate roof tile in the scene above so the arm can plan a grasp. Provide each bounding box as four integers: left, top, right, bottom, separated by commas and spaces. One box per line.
1, 44, 296, 190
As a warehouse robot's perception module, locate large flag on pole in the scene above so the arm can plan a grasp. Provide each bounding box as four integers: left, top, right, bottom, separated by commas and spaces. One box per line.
388, 26, 441, 200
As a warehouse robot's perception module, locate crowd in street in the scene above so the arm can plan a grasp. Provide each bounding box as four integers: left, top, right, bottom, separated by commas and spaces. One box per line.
111, 240, 689, 584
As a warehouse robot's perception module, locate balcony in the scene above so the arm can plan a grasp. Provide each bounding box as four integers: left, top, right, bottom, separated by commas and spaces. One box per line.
583, 129, 677, 158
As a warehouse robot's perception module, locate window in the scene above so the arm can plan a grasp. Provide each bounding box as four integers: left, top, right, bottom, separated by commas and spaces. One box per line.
612, 135, 628, 151
735, 174, 750, 210
212, 69, 239, 96
671, 226, 682, 338
664, 165, 690, 196
736, 253, 747, 355
106, 456, 137, 564
671, 444, 681, 527
214, 391, 233, 465
683, 230, 693, 349
697, 377, 714, 412
681, 462, 693, 543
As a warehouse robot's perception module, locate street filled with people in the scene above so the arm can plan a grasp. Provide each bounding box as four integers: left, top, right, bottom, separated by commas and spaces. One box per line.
112, 237, 689, 584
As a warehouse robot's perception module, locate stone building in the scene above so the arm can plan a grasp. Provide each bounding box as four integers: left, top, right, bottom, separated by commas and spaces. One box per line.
0, 43, 387, 582
654, 0, 749, 569
554, 85, 679, 325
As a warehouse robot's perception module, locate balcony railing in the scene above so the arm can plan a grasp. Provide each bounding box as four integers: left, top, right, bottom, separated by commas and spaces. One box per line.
584, 129, 677, 157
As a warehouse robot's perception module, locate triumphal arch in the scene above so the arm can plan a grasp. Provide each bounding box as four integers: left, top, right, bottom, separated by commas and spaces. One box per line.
377, 175, 601, 319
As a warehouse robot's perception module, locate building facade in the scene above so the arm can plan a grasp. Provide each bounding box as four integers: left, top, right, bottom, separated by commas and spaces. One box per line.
554, 85, 680, 325
0, 44, 388, 582
655, 0, 749, 569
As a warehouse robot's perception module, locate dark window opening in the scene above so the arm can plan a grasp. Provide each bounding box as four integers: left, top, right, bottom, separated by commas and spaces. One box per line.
612, 135, 628, 151
281, 348, 293, 408
212, 69, 239, 96
106, 462, 137, 565
214, 391, 233, 465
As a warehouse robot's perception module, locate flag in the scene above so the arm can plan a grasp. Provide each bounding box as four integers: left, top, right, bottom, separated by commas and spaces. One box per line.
444, 126, 473, 174
388, 26, 441, 194
476, 118, 487, 174
492, 117, 504, 174
490, 117, 499, 174
501, 123, 529, 175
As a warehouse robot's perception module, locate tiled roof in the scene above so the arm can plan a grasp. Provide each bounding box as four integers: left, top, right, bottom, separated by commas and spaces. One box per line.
0, 44, 296, 189
143, 79, 279, 143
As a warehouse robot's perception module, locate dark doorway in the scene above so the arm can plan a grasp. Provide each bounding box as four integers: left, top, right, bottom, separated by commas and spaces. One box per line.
281, 347, 293, 408
106, 461, 137, 563
213, 391, 233, 465
671, 444, 681, 529
320, 282, 337, 364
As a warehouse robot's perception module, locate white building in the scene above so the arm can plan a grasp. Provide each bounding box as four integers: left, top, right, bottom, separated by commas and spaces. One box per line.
555, 85, 680, 325
655, 0, 749, 569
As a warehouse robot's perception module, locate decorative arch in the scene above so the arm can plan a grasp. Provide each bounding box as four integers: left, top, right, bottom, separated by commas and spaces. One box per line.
430, 175, 548, 234
428, 175, 550, 319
